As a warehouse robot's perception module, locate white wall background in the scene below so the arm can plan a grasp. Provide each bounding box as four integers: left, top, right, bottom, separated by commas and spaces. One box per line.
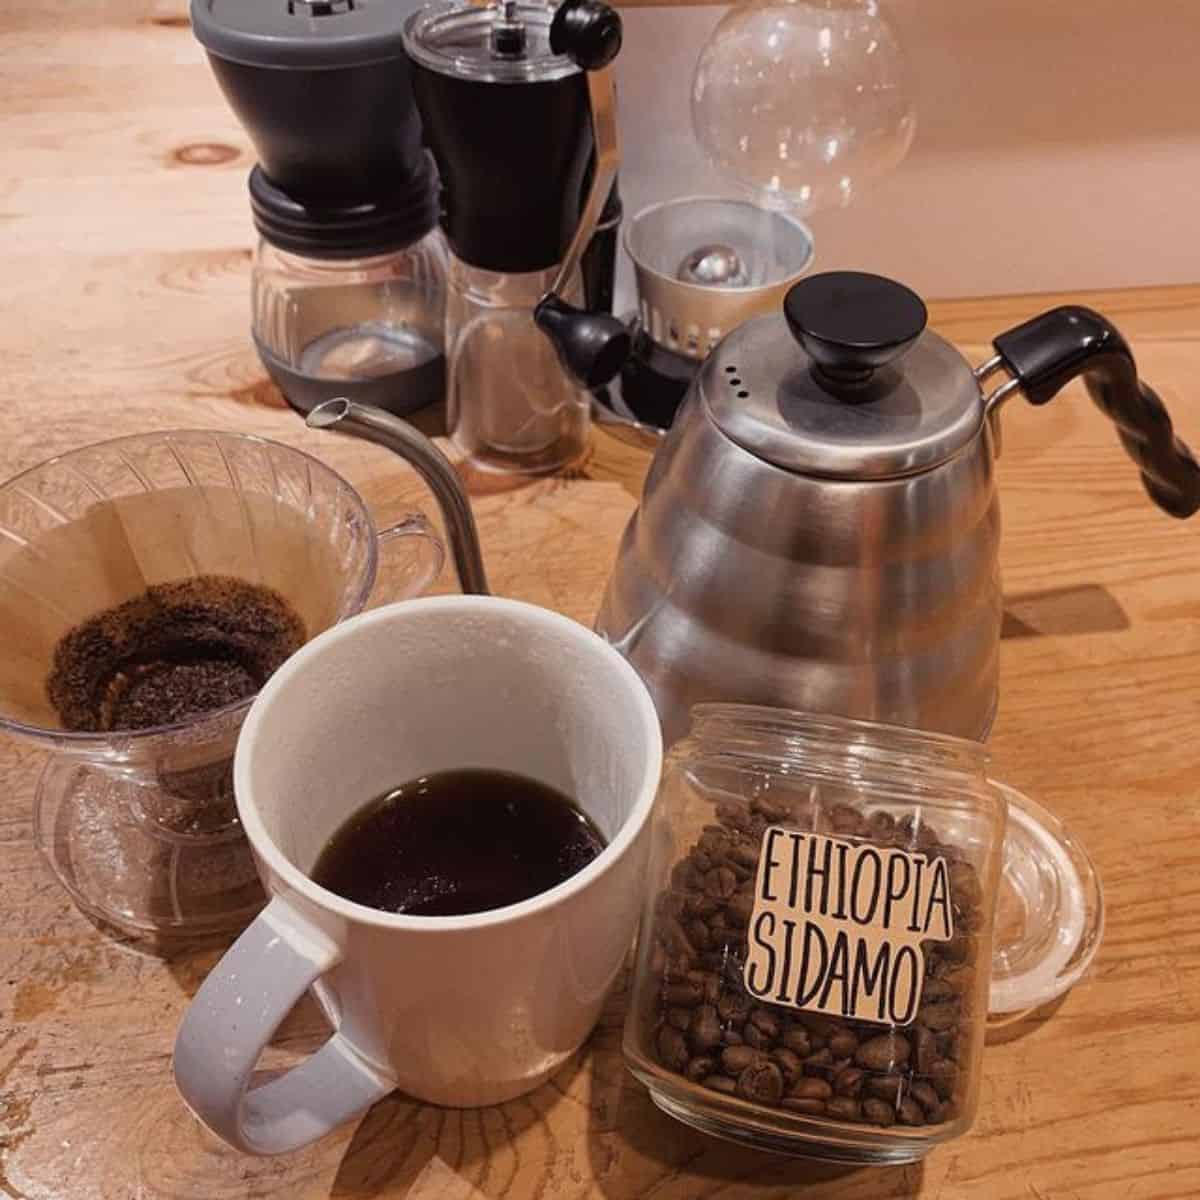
614, 0, 1200, 301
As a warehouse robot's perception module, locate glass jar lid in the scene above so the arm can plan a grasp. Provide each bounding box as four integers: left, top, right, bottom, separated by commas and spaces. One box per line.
403, 1, 578, 83
986, 783, 1104, 1021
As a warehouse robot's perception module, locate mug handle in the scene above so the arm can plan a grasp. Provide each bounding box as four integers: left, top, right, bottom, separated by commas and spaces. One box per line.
375, 511, 446, 598
173, 896, 395, 1155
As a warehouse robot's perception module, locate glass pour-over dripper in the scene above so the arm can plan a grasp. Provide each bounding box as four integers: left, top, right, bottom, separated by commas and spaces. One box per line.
0, 431, 443, 939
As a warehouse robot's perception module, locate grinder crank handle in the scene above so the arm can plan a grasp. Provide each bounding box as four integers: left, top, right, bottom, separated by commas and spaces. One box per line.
986, 306, 1200, 519
533, 0, 631, 388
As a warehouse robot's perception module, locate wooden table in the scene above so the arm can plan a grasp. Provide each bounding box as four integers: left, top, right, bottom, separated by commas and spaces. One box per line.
3, 5, 1200, 1198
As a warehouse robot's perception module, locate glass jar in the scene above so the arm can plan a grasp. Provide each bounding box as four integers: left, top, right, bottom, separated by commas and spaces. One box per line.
445, 261, 591, 474
624, 705, 1006, 1164
251, 234, 448, 417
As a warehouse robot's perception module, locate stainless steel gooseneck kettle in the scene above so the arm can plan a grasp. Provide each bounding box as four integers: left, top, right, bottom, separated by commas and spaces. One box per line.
596, 271, 1200, 745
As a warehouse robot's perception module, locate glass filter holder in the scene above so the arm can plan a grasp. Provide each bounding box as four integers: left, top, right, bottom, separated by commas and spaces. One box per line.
0, 431, 443, 939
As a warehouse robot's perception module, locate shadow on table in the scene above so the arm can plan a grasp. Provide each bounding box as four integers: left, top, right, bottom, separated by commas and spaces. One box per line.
325, 982, 924, 1200
985, 992, 1070, 1047
1001, 583, 1128, 639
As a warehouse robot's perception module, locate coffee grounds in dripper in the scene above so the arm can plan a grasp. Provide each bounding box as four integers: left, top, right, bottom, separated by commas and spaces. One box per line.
46, 575, 306, 732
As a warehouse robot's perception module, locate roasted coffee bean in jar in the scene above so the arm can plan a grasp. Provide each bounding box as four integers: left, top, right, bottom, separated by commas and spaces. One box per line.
623, 706, 1005, 1165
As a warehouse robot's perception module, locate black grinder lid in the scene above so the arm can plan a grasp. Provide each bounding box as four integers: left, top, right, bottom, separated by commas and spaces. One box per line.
191, 0, 424, 70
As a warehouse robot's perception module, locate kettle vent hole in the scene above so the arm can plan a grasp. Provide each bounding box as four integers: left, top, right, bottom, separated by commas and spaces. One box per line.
730, 378, 742, 387
737, 390, 749, 398
724, 365, 738, 374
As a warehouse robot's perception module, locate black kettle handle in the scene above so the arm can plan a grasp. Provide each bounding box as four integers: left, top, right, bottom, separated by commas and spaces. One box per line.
992, 306, 1200, 519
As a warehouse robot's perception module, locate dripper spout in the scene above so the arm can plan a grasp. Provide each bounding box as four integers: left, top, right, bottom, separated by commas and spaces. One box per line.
307, 399, 490, 595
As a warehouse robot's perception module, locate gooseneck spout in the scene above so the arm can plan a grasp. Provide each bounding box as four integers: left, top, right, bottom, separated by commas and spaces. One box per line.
307, 399, 490, 595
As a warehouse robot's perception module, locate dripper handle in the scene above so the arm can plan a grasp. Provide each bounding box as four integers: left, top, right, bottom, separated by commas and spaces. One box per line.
534, 0, 629, 388
990, 307, 1200, 519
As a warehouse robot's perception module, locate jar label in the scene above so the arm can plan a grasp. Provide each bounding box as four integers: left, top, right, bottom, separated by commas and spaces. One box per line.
743, 827, 954, 1027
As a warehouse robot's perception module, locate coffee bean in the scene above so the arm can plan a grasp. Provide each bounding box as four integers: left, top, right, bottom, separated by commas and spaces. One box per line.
922, 977, 956, 1002
796, 1012, 843, 1040
689, 1004, 722, 1051
657, 1027, 689, 1071
937, 1031, 961, 1062
781, 1097, 826, 1115
667, 1007, 691, 1031
826, 1097, 862, 1122
664, 954, 693, 982
729, 842, 761, 870
780, 1028, 812, 1057
704, 1075, 737, 1095
909, 1080, 941, 1118
802, 1048, 834, 1074
855, 1033, 910, 1072
751, 795, 791, 822
725, 893, 755, 926
867, 810, 896, 839
864, 1073, 903, 1103
716, 799, 754, 832
941, 933, 973, 964
828, 1030, 858, 1059
833, 1067, 865, 1097
789, 1076, 833, 1101
664, 981, 703, 1007
721, 1045, 763, 1075
698, 827, 731, 854
684, 893, 719, 919
661, 917, 695, 960
744, 1023, 771, 1050
721, 1029, 744, 1046
749, 1008, 780, 1038
737, 1061, 783, 1104
918, 1002, 958, 1032
685, 1056, 715, 1082
705, 866, 738, 900
829, 805, 867, 837
770, 1048, 803, 1087
928, 1058, 958, 1099
862, 1098, 897, 1127
913, 1024, 936, 1074
896, 1097, 926, 1126
686, 919, 711, 951
717, 992, 752, 1024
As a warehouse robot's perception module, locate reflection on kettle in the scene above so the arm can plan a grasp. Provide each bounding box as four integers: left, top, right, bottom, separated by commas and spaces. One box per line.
596, 271, 1200, 745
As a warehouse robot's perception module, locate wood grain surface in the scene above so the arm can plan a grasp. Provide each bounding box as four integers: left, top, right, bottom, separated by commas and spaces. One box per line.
2, 3, 1200, 1198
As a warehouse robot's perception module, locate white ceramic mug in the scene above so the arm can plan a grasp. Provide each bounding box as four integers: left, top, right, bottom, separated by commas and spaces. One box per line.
173, 596, 662, 1154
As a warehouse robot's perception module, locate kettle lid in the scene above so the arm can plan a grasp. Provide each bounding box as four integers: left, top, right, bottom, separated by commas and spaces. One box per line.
704, 271, 984, 479
192, 0, 423, 69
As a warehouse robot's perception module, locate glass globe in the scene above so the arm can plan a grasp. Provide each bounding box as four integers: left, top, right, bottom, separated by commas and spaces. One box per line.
691, 0, 916, 214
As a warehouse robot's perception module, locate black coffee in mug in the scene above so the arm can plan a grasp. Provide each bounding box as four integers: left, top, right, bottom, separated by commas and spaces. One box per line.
312, 768, 608, 916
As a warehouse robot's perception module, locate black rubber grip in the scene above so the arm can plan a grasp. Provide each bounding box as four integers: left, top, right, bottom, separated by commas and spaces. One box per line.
994, 306, 1200, 519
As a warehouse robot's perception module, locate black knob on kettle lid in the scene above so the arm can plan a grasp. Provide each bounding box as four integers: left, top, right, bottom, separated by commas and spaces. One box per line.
785, 271, 927, 389
550, 0, 622, 70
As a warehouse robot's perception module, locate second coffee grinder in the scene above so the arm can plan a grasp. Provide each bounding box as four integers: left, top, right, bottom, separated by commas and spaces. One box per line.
404, 0, 630, 474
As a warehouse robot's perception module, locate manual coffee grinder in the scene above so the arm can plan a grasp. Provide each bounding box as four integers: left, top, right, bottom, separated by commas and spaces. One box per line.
404, 0, 630, 474
192, 0, 448, 417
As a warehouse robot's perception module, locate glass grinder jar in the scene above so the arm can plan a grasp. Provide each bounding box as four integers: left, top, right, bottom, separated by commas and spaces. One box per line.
192, 0, 449, 418
625, 707, 1007, 1163
404, 0, 630, 474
